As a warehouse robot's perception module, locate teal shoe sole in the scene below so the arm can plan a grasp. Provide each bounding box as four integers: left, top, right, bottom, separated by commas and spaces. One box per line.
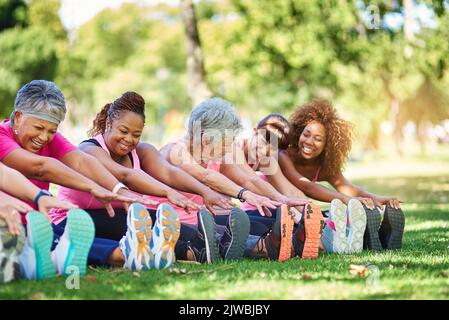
64, 209, 95, 276
26, 211, 56, 280
198, 209, 220, 264
224, 208, 250, 261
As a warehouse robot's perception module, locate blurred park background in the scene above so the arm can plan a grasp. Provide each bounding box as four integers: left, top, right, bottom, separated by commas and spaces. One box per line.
0, 0, 449, 159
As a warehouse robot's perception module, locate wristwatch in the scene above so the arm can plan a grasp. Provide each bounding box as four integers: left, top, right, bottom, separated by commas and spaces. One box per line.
34, 189, 53, 207
237, 188, 247, 203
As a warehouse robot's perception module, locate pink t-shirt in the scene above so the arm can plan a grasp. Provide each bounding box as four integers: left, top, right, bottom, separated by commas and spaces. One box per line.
0, 119, 76, 223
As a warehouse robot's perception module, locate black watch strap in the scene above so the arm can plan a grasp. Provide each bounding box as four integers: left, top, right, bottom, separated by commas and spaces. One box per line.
237, 188, 247, 202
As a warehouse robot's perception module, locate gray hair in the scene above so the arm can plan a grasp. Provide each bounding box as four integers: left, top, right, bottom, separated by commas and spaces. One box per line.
11, 80, 66, 125
187, 97, 243, 137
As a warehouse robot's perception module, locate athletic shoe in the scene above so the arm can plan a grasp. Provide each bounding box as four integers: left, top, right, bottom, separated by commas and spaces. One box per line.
218, 208, 250, 260
379, 204, 405, 250
197, 208, 220, 264
362, 206, 383, 251
52, 209, 95, 276
301, 203, 325, 259
256, 205, 294, 261
347, 199, 367, 253
0, 218, 25, 283
119, 203, 153, 271
151, 203, 181, 269
328, 199, 348, 254
19, 211, 56, 280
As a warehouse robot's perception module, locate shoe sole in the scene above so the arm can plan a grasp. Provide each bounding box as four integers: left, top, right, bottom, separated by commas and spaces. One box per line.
302, 204, 324, 259
127, 203, 153, 270
0, 221, 24, 283
347, 200, 367, 253
198, 209, 220, 264
330, 199, 349, 254
152, 204, 181, 269
63, 209, 95, 276
26, 211, 56, 280
278, 205, 294, 262
383, 206, 405, 250
363, 207, 382, 251
224, 208, 250, 260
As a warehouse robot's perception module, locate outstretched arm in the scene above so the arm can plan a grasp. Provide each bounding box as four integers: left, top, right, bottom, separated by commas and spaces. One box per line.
137, 142, 233, 214
165, 142, 279, 216
278, 151, 350, 204
329, 172, 401, 209
79, 142, 199, 212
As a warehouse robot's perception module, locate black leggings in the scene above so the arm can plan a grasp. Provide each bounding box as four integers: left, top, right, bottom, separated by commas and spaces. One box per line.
86, 208, 196, 260
86, 209, 269, 261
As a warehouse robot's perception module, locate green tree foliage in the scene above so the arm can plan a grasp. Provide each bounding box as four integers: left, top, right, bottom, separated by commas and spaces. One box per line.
0, 27, 57, 117
0, 0, 64, 118
0, 0, 27, 31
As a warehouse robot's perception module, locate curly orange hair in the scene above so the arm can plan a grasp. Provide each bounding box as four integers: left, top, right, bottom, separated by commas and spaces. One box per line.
288, 100, 353, 178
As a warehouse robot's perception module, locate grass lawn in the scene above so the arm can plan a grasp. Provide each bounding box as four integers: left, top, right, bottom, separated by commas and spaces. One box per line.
1, 156, 448, 300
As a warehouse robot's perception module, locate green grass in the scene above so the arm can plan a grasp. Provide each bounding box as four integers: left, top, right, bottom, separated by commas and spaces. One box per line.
1, 159, 449, 300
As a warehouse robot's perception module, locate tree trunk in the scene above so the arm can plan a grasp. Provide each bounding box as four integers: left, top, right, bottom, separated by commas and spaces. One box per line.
180, 0, 212, 107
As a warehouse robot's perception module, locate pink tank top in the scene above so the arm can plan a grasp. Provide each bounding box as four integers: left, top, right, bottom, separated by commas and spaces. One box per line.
49, 135, 143, 225
240, 166, 321, 211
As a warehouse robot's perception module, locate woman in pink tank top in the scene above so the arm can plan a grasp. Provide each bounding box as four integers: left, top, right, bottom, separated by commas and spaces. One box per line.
278, 101, 405, 252
279, 101, 401, 209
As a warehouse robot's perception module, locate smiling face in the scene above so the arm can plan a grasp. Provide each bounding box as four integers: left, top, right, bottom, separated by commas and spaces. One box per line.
104, 111, 144, 156
297, 120, 326, 160
13, 112, 59, 153
249, 129, 271, 161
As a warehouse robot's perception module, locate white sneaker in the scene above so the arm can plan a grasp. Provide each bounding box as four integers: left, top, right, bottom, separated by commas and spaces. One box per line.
347, 199, 367, 253
52, 209, 95, 276
119, 203, 153, 271
329, 199, 349, 254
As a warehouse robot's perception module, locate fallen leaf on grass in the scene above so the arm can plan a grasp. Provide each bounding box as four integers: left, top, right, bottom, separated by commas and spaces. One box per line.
349, 264, 368, 277
302, 272, 312, 281
28, 291, 46, 300
83, 276, 97, 282
439, 271, 448, 278
168, 268, 188, 275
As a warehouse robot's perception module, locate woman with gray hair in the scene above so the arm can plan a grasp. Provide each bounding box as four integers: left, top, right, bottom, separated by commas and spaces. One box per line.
0, 80, 146, 280
160, 97, 302, 262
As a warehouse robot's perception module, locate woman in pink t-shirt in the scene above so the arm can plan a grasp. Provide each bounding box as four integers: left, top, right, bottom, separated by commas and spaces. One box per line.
0, 80, 150, 280
0, 162, 77, 283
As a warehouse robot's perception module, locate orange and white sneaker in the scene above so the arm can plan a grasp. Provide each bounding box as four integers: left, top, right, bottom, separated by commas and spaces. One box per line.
119, 202, 154, 271
150, 203, 181, 269
257, 204, 294, 262
297, 204, 325, 259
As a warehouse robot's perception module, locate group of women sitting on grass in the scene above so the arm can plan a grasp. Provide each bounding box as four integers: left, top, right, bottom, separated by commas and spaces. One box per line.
0, 80, 405, 283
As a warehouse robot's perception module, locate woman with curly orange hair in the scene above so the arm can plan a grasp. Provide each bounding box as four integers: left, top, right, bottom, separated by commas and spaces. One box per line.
278, 100, 405, 252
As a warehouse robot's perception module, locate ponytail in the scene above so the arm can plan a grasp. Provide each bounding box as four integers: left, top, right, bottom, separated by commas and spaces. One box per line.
88, 103, 111, 137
